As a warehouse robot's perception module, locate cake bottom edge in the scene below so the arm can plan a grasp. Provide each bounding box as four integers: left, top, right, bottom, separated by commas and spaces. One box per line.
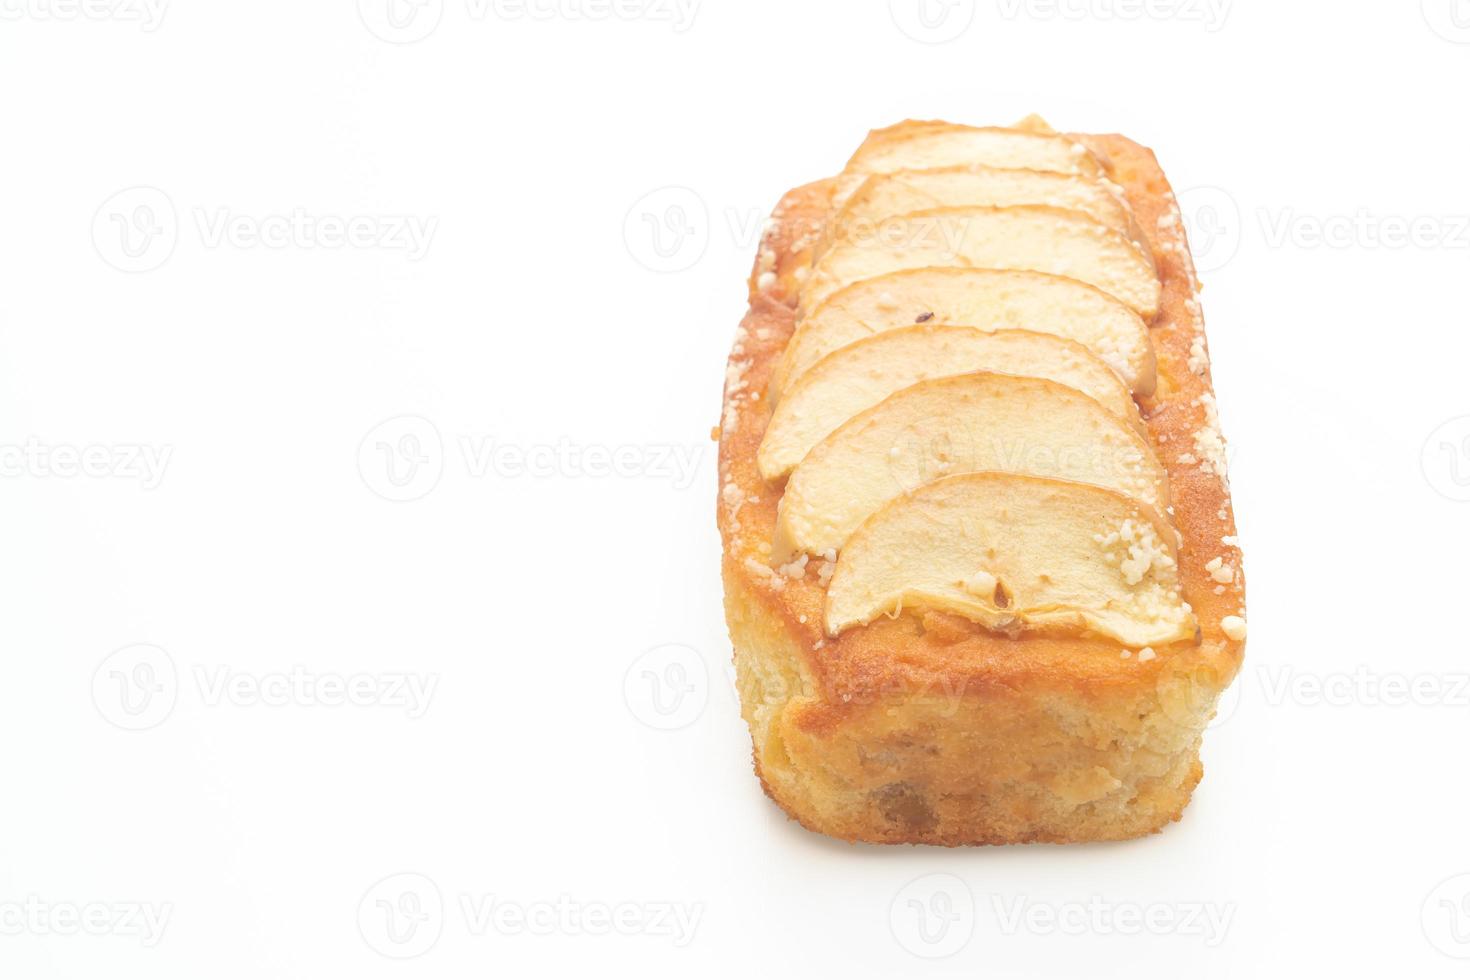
723, 564, 1220, 846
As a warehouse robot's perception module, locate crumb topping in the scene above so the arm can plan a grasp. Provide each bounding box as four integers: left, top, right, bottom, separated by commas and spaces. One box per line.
1204, 556, 1236, 584
1096, 518, 1176, 586
1187, 336, 1209, 375
1192, 393, 1228, 481
776, 553, 810, 580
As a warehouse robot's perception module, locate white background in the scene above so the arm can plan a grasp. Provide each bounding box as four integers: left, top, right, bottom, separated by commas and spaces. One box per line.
2, 1, 1470, 976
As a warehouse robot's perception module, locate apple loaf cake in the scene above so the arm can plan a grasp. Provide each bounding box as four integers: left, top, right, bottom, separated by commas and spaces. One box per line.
716, 118, 1246, 845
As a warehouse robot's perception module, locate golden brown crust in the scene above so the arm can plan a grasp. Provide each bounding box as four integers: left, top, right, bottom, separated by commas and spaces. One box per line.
717, 131, 1244, 845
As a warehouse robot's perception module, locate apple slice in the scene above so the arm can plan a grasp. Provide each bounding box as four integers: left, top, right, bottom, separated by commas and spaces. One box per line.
758, 325, 1141, 481
773, 372, 1168, 560
800, 206, 1161, 319
845, 122, 1104, 180
1009, 113, 1058, 134
773, 268, 1156, 401
824, 471, 1197, 647
816, 166, 1138, 260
